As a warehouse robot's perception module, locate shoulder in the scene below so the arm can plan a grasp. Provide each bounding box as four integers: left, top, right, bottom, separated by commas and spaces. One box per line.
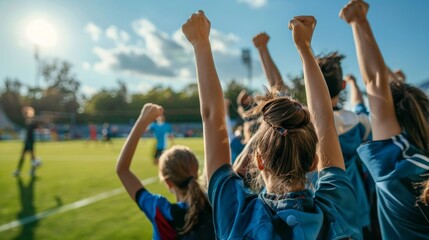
135, 188, 174, 221
358, 133, 429, 181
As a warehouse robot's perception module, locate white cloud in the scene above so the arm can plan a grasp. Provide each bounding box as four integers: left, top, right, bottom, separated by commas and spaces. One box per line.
237, 0, 267, 8
84, 22, 101, 42
87, 18, 261, 84
105, 25, 130, 43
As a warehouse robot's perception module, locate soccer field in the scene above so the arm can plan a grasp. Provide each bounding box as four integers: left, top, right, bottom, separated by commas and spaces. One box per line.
0, 138, 205, 240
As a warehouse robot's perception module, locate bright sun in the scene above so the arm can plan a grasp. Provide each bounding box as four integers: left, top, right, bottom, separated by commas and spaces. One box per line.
26, 19, 58, 47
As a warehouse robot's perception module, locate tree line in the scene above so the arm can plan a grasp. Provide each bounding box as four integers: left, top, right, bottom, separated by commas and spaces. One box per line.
0, 58, 307, 126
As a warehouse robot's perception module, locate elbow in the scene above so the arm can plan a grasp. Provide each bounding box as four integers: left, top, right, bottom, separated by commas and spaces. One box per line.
200, 104, 223, 123
116, 163, 127, 176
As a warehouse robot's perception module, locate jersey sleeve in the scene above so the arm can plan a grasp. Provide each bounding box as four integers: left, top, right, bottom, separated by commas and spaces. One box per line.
208, 164, 256, 239
135, 188, 173, 222
314, 167, 362, 239
357, 133, 429, 182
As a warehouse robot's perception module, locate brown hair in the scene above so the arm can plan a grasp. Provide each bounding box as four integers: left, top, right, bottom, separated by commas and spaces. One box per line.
317, 52, 345, 98
390, 80, 429, 205
158, 146, 210, 234
390, 80, 429, 154
245, 89, 318, 194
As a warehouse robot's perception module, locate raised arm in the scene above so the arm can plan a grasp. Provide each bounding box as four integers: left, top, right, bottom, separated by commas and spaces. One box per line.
182, 11, 230, 181
116, 103, 163, 200
340, 0, 401, 140
289, 16, 345, 170
344, 74, 364, 106
253, 33, 288, 91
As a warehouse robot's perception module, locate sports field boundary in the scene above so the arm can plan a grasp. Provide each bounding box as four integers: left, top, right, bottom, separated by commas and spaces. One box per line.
0, 176, 159, 232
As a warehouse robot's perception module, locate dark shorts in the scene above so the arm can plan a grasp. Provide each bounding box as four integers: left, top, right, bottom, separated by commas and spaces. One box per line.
24, 141, 34, 151
154, 148, 164, 159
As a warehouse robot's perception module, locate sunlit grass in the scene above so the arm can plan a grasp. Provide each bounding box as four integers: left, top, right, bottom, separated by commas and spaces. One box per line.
0, 138, 204, 239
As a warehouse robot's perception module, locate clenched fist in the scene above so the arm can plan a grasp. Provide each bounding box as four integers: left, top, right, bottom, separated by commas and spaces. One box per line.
140, 103, 164, 122
182, 10, 211, 46
339, 0, 369, 24
253, 32, 270, 49
289, 16, 316, 50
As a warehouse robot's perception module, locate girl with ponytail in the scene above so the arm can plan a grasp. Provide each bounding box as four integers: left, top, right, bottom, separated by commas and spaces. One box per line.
340, 0, 429, 238
116, 103, 214, 240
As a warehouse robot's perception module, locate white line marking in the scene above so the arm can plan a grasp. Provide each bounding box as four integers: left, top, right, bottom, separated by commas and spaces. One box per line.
0, 176, 159, 232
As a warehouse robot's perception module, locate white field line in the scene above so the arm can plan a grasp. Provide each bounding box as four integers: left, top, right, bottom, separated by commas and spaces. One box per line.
0, 176, 159, 232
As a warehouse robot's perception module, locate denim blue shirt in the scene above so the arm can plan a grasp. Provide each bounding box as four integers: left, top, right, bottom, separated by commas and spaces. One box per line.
358, 133, 429, 239
208, 165, 362, 239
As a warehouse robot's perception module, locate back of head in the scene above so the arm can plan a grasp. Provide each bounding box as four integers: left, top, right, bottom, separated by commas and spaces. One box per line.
246, 90, 318, 194
22, 106, 35, 119
158, 145, 210, 234
317, 52, 345, 98
390, 80, 429, 154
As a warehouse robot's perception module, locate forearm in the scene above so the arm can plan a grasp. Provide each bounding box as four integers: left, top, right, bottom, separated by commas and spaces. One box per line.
348, 80, 364, 106
351, 19, 388, 86
116, 117, 150, 173
257, 46, 286, 89
194, 40, 225, 121
299, 47, 345, 170
193, 40, 231, 180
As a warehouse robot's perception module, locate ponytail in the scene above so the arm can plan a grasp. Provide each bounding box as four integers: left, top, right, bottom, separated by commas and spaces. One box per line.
179, 177, 210, 234
421, 179, 429, 206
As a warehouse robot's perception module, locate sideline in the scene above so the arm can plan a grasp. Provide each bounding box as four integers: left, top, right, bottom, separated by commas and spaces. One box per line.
0, 176, 159, 232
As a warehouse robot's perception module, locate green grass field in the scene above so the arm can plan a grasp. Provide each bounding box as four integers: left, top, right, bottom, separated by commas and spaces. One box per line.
0, 138, 205, 240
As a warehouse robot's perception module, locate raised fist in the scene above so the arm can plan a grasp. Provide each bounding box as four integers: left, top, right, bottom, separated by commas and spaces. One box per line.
253, 32, 270, 49
288, 16, 316, 50
339, 0, 369, 24
344, 74, 357, 83
182, 10, 211, 46
140, 103, 164, 122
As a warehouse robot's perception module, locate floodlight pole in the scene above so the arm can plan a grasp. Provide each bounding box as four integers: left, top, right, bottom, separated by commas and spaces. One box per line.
241, 48, 252, 89
34, 44, 40, 95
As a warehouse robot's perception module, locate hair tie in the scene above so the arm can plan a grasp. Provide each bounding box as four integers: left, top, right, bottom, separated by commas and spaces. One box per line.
178, 176, 195, 188
275, 127, 289, 136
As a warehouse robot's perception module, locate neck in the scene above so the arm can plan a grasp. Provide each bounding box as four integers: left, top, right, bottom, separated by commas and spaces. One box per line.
262, 172, 306, 194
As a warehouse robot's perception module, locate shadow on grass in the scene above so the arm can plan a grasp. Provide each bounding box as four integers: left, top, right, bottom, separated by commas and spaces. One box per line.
13, 176, 39, 240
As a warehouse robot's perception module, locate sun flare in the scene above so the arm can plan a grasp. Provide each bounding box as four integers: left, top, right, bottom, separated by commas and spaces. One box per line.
26, 18, 58, 47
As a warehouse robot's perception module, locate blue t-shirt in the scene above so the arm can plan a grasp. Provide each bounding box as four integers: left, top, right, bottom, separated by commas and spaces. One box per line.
230, 135, 245, 164
135, 188, 215, 240
208, 165, 362, 239
357, 133, 429, 239
149, 122, 172, 149
333, 104, 372, 227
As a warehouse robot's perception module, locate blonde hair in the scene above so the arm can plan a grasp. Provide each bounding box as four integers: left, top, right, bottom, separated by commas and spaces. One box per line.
245, 89, 318, 194
158, 145, 210, 234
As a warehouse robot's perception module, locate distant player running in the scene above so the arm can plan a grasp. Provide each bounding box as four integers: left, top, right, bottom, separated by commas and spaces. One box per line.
13, 107, 44, 177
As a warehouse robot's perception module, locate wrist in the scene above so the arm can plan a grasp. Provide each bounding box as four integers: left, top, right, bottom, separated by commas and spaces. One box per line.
136, 115, 152, 126
192, 39, 211, 50
349, 17, 368, 26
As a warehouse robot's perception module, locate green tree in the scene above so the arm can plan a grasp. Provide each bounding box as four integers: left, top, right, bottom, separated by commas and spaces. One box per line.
0, 78, 24, 125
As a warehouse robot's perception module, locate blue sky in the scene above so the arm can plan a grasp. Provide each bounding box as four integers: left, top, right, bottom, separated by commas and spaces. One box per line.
1, 0, 428, 97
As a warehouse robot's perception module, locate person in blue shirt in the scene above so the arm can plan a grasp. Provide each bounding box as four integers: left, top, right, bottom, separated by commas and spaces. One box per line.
340, 0, 429, 238
148, 114, 173, 165
116, 103, 214, 240
183, 11, 361, 239
317, 53, 373, 235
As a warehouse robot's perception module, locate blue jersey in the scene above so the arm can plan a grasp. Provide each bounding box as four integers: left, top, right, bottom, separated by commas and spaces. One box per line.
230, 135, 245, 164
149, 123, 172, 149
208, 165, 362, 239
333, 104, 372, 228
358, 133, 429, 239
135, 188, 215, 240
